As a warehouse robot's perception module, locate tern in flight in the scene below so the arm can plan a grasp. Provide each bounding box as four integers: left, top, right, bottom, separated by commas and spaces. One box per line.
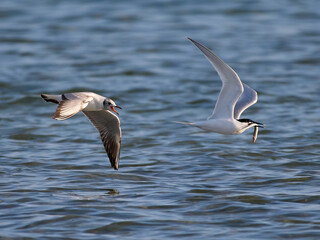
41, 92, 122, 169
178, 38, 263, 143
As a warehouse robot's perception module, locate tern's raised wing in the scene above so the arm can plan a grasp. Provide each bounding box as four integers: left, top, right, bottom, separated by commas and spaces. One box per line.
83, 110, 121, 170
188, 38, 243, 120
234, 83, 257, 119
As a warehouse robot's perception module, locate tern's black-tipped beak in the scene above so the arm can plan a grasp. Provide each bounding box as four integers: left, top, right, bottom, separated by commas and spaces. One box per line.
238, 118, 264, 128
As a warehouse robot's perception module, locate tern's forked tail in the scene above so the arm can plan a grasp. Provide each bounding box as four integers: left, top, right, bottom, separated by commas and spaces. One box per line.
174, 121, 196, 126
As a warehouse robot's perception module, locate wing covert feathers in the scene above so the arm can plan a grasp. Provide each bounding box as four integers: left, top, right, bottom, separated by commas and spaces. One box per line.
52, 96, 92, 120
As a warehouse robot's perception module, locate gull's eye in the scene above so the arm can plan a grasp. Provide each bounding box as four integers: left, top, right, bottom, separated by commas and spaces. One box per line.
104, 100, 111, 106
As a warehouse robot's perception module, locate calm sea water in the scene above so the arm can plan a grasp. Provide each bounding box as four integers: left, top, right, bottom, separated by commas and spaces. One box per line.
1, 0, 320, 239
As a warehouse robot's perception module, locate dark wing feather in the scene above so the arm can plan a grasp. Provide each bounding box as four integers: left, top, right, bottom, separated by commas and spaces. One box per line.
83, 110, 121, 170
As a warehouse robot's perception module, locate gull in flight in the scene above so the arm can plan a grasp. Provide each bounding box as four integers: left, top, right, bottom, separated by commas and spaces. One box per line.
41, 92, 122, 169
178, 38, 263, 143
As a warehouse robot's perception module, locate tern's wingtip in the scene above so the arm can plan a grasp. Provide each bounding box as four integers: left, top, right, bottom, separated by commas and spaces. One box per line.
187, 37, 194, 42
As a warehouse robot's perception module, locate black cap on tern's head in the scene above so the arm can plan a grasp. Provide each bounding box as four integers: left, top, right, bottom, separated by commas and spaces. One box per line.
237, 119, 264, 143
238, 118, 264, 128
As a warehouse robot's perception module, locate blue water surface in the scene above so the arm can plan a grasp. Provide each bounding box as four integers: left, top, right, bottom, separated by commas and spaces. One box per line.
0, 0, 320, 239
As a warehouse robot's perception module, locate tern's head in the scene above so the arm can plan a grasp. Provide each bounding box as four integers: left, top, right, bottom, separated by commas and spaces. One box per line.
237, 118, 264, 143
103, 98, 122, 115
237, 118, 264, 132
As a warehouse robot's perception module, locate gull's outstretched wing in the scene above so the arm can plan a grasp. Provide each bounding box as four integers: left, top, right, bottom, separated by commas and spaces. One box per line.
83, 110, 121, 170
188, 38, 243, 120
234, 83, 258, 119
52, 93, 93, 120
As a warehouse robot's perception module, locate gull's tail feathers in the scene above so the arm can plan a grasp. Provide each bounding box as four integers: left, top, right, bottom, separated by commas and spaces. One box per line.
41, 94, 61, 104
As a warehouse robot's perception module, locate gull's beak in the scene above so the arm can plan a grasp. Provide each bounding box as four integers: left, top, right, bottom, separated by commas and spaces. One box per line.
110, 106, 121, 115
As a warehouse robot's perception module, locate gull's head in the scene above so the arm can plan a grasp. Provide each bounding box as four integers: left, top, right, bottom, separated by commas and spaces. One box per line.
103, 98, 122, 115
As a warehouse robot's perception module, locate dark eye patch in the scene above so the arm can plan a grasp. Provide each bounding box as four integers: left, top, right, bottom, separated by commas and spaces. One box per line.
103, 100, 111, 106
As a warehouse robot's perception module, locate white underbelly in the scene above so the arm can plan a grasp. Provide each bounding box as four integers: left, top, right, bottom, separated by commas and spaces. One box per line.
195, 119, 240, 135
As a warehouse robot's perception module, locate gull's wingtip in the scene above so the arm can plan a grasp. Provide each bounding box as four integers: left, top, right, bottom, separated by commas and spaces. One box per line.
110, 159, 119, 170
41, 93, 49, 101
